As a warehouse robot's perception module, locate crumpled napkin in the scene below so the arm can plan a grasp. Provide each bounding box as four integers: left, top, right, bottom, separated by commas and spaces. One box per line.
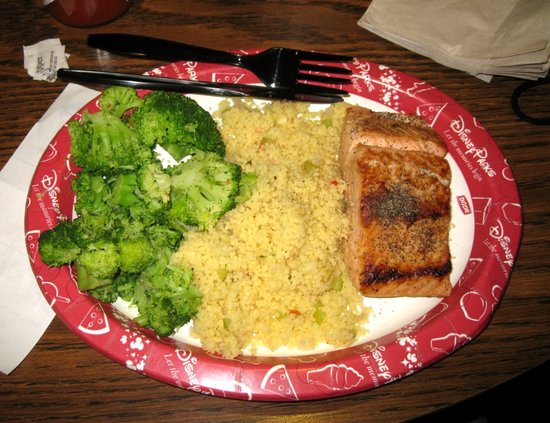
358, 0, 550, 82
0, 83, 99, 374
23, 38, 69, 82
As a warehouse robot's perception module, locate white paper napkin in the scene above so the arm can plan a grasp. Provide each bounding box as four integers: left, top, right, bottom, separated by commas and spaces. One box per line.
0, 83, 99, 374
358, 0, 550, 81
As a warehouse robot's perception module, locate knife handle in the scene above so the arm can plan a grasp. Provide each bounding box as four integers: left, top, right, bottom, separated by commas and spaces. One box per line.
88, 33, 241, 66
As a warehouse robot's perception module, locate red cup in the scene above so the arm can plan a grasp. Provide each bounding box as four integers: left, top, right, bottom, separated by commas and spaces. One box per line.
45, 0, 132, 27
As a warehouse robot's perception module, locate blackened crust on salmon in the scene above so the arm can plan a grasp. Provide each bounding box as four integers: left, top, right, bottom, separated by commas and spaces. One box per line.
361, 182, 450, 226
360, 260, 452, 287
361, 183, 417, 225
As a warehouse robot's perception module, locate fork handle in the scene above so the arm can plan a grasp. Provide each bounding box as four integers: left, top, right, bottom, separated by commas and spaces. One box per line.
88, 33, 243, 67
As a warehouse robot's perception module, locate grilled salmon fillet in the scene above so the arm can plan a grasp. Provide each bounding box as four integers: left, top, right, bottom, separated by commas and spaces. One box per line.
341, 107, 452, 297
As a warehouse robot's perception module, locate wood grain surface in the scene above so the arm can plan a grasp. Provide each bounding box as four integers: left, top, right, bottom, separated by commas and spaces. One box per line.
1, 1, 548, 422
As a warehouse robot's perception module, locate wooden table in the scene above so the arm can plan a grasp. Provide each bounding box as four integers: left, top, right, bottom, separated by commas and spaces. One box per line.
1, 1, 548, 421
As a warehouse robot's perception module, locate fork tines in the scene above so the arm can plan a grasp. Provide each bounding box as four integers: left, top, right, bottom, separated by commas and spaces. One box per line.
297, 50, 353, 86
297, 69, 352, 85
299, 63, 352, 75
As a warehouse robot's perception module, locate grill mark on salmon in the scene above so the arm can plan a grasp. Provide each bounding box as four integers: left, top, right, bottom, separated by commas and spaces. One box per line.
361, 261, 452, 286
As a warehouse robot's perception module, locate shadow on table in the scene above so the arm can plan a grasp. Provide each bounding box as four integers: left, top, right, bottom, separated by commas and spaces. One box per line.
409, 360, 548, 423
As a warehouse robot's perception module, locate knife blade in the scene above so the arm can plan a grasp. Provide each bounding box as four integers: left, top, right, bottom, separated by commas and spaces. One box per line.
57, 68, 345, 103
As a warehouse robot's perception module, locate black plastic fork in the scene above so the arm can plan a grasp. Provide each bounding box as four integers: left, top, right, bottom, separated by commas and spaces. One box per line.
87, 33, 353, 96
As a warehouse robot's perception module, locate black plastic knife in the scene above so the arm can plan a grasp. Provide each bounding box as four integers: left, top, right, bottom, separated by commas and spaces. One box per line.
57, 68, 345, 103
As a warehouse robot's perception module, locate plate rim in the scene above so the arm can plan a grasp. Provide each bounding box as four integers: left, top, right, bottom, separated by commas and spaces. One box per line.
24, 57, 523, 401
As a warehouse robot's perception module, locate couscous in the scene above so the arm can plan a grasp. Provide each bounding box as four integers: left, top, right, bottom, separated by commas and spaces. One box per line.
172, 99, 371, 358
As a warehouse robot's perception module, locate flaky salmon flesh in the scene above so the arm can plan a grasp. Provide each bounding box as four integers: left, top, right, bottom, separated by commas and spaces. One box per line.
340, 106, 452, 297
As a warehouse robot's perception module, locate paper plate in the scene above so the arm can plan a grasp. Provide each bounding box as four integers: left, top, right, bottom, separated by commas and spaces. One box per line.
25, 57, 522, 401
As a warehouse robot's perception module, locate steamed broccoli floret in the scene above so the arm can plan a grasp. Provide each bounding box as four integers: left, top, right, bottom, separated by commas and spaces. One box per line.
75, 241, 120, 290
133, 254, 201, 336
145, 223, 184, 250
132, 91, 225, 158
118, 236, 156, 274
38, 220, 81, 266
69, 110, 151, 174
72, 171, 112, 217
72, 215, 116, 247
127, 202, 160, 227
168, 150, 241, 231
111, 215, 148, 242
136, 160, 172, 215
88, 273, 136, 304
109, 173, 141, 207
88, 282, 119, 304
98, 86, 143, 119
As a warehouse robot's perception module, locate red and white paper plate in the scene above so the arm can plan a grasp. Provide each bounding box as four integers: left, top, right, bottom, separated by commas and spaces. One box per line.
25, 57, 522, 401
